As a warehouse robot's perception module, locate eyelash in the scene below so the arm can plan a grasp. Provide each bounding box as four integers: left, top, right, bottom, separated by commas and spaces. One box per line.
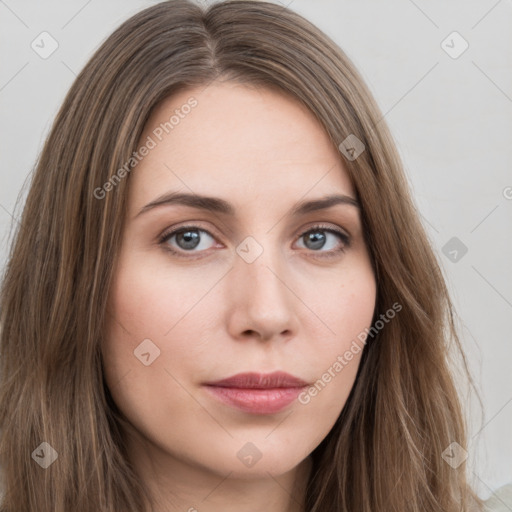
158, 223, 351, 259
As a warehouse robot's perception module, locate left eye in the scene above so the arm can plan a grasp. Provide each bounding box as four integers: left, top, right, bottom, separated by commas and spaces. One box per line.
296, 227, 349, 253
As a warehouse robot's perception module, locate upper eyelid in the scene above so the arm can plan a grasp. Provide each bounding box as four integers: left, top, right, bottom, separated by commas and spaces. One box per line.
159, 221, 220, 242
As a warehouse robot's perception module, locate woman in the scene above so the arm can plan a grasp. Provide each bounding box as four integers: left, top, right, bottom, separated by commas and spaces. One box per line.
0, 1, 509, 510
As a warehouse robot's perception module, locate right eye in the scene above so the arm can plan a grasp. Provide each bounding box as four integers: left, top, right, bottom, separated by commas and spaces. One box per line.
158, 225, 221, 257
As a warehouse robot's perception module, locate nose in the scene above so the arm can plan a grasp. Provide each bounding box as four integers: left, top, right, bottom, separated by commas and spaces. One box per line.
224, 244, 299, 343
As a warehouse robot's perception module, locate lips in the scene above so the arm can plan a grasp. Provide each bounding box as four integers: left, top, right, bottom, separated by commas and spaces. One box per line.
203, 371, 310, 414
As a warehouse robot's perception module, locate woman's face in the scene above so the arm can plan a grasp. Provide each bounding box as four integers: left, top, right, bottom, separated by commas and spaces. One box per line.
102, 81, 376, 483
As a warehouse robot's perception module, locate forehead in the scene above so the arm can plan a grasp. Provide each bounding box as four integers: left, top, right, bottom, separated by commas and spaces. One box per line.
128, 81, 355, 214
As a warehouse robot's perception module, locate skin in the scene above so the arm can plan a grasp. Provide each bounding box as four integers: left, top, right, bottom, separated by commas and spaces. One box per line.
102, 80, 377, 512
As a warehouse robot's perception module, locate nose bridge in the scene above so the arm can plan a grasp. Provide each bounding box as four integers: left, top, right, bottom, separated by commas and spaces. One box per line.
237, 236, 288, 304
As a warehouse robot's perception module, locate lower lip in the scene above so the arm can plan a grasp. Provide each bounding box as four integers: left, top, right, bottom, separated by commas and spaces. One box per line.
203, 385, 307, 414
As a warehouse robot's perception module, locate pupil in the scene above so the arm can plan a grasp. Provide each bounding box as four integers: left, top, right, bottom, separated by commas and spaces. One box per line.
306, 231, 325, 250
177, 230, 200, 250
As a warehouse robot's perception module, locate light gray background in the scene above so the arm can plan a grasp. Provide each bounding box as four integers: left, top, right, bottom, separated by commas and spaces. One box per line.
1, 0, 511, 500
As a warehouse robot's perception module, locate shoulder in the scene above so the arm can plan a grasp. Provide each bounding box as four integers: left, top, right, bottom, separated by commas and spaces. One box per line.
483, 483, 512, 512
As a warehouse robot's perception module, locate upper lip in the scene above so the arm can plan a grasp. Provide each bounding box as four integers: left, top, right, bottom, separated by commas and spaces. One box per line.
204, 371, 309, 389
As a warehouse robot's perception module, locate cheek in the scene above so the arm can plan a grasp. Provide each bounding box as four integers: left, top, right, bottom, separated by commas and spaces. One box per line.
303, 253, 377, 351
104, 249, 223, 345
101, 251, 227, 409
335, 269, 376, 346
100, 257, 205, 447
294, 257, 376, 409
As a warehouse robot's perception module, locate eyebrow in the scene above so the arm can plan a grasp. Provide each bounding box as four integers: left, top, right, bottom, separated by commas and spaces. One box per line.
136, 191, 360, 218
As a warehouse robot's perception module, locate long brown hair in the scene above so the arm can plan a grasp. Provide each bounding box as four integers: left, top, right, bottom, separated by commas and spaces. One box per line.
0, 1, 483, 510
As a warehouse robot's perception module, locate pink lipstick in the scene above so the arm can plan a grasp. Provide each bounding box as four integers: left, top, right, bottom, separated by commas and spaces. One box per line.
203, 371, 309, 414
